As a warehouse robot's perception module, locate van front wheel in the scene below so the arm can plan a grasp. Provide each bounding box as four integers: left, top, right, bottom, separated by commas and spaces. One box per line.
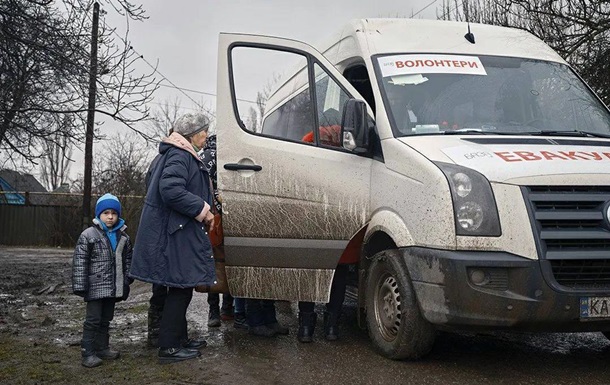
365, 249, 436, 360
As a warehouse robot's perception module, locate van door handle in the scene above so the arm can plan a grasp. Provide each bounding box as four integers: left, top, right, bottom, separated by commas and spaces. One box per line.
224, 163, 262, 172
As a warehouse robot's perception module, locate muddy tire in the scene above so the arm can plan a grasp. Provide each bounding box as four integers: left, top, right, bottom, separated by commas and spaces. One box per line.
365, 249, 436, 360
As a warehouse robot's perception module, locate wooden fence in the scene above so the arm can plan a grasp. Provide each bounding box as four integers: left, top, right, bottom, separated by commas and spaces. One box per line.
0, 192, 144, 247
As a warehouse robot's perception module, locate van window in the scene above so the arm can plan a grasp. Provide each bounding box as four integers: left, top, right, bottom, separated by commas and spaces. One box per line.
312, 63, 350, 147
344, 64, 376, 114
261, 87, 314, 141
231, 46, 309, 136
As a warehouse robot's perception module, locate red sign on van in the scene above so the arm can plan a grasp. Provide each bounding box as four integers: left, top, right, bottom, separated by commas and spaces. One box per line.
494, 150, 610, 162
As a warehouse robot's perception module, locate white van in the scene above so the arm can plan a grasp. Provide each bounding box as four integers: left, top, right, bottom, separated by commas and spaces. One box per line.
215, 18, 610, 359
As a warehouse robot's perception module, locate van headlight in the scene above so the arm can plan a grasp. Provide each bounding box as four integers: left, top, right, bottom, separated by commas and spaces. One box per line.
435, 162, 501, 236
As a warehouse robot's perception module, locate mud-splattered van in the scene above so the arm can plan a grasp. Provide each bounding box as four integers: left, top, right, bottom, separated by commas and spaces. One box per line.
215, 18, 610, 359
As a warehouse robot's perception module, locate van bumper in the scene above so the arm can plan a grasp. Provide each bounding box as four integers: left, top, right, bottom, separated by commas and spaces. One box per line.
402, 247, 610, 332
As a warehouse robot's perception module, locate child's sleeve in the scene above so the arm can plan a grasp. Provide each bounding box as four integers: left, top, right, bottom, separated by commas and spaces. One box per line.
72, 233, 89, 294
124, 236, 134, 284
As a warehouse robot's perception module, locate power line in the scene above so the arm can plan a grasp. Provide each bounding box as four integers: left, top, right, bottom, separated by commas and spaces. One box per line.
412, 0, 439, 17
148, 100, 202, 111
439, 0, 464, 20
99, 14, 260, 109
157, 84, 257, 104
96, 14, 204, 108
411, 0, 463, 20
132, 48, 204, 108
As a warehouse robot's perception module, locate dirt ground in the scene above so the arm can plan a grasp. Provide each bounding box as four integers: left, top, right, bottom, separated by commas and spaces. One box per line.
0, 246, 304, 385
5, 246, 610, 385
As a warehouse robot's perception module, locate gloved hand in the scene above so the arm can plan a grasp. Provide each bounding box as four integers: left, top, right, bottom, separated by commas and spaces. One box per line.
74, 290, 86, 298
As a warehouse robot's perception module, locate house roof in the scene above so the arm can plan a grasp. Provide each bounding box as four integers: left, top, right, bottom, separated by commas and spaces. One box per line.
0, 169, 49, 204
0, 169, 47, 193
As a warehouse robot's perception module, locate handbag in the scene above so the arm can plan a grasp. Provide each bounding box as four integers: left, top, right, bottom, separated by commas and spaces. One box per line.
195, 214, 229, 294
208, 213, 223, 247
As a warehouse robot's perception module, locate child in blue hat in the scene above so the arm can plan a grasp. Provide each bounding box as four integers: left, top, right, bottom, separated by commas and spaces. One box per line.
72, 193, 133, 368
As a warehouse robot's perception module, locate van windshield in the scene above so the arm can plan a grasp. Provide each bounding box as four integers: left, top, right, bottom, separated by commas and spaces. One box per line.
374, 54, 610, 137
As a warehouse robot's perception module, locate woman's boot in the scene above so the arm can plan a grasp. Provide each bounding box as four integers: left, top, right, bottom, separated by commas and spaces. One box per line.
324, 311, 339, 341
297, 312, 317, 343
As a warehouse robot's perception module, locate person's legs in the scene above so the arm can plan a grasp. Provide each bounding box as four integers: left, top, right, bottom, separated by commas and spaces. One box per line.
81, 300, 103, 368
324, 264, 348, 341
263, 300, 289, 335
297, 301, 317, 343
233, 297, 247, 329
246, 299, 274, 337
299, 301, 315, 313
207, 293, 221, 327
159, 287, 193, 348
234, 297, 245, 314
158, 287, 200, 364
94, 298, 120, 359
221, 292, 234, 320
181, 292, 207, 350
148, 284, 168, 347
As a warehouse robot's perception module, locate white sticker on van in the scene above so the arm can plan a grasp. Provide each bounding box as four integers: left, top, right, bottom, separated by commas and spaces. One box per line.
378, 54, 487, 77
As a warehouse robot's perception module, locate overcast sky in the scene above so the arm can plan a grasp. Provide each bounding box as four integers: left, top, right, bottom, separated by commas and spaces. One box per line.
104, 0, 441, 114
65, 0, 444, 180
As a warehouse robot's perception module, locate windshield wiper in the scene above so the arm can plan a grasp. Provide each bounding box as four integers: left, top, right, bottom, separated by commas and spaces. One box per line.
441, 129, 513, 135
526, 130, 610, 138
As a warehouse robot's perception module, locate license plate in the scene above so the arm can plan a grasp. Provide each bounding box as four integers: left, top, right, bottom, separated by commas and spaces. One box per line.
580, 297, 610, 319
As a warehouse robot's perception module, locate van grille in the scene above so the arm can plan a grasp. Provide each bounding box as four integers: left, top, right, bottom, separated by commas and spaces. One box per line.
525, 186, 610, 290
550, 259, 610, 290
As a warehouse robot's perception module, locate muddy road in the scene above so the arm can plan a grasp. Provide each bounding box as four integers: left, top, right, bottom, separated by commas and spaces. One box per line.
1, 246, 610, 385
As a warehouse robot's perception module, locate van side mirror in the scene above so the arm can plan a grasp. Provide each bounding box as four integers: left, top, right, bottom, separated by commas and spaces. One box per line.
341, 99, 369, 153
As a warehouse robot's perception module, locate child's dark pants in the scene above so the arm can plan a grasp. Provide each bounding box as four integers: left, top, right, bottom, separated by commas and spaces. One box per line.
81, 298, 116, 356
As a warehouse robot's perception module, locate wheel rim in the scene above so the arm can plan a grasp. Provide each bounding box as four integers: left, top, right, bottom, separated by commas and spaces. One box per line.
373, 271, 402, 342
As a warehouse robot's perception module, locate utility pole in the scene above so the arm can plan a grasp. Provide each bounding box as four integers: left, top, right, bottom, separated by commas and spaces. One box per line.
82, 2, 99, 230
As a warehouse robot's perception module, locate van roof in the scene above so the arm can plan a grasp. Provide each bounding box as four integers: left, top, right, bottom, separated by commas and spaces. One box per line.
319, 18, 565, 64
262, 18, 566, 122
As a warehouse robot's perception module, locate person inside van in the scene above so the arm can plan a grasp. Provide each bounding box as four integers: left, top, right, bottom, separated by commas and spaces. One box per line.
301, 125, 341, 147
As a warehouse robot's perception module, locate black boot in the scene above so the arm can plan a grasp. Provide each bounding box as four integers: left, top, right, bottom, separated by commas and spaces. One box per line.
208, 306, 221, 327
297, 312, 317, 343
323, 311, 339, 341
148, 305, 163, 348
221, 294, 234, 321
94, 332, 120, 359
267, 322, 289, 335
81, 330, 102, 368
158, 347, 201, 364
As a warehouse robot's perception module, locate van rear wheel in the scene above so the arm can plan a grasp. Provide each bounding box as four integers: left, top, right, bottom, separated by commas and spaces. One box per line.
365, 249, 436, 360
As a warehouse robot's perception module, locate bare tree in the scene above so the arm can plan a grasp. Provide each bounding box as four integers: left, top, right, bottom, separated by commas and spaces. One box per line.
0, 0, 159, 164
244, 74, 281, 133
146, 98, 216, 141
146, 97, 183, 140
246, 106, 259, 132
440, 0, 610, 105
92, 131, 150, 197
39, 115, 75, 191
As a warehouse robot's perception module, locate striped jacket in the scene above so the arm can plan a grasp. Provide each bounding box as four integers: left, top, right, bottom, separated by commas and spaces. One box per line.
72, 218, 133, 301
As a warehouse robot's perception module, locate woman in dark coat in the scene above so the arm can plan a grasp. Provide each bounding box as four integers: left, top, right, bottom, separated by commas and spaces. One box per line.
130, 112, 215, 364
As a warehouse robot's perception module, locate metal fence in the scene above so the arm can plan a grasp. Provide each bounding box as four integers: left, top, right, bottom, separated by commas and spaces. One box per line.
0, 192, 144, 247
